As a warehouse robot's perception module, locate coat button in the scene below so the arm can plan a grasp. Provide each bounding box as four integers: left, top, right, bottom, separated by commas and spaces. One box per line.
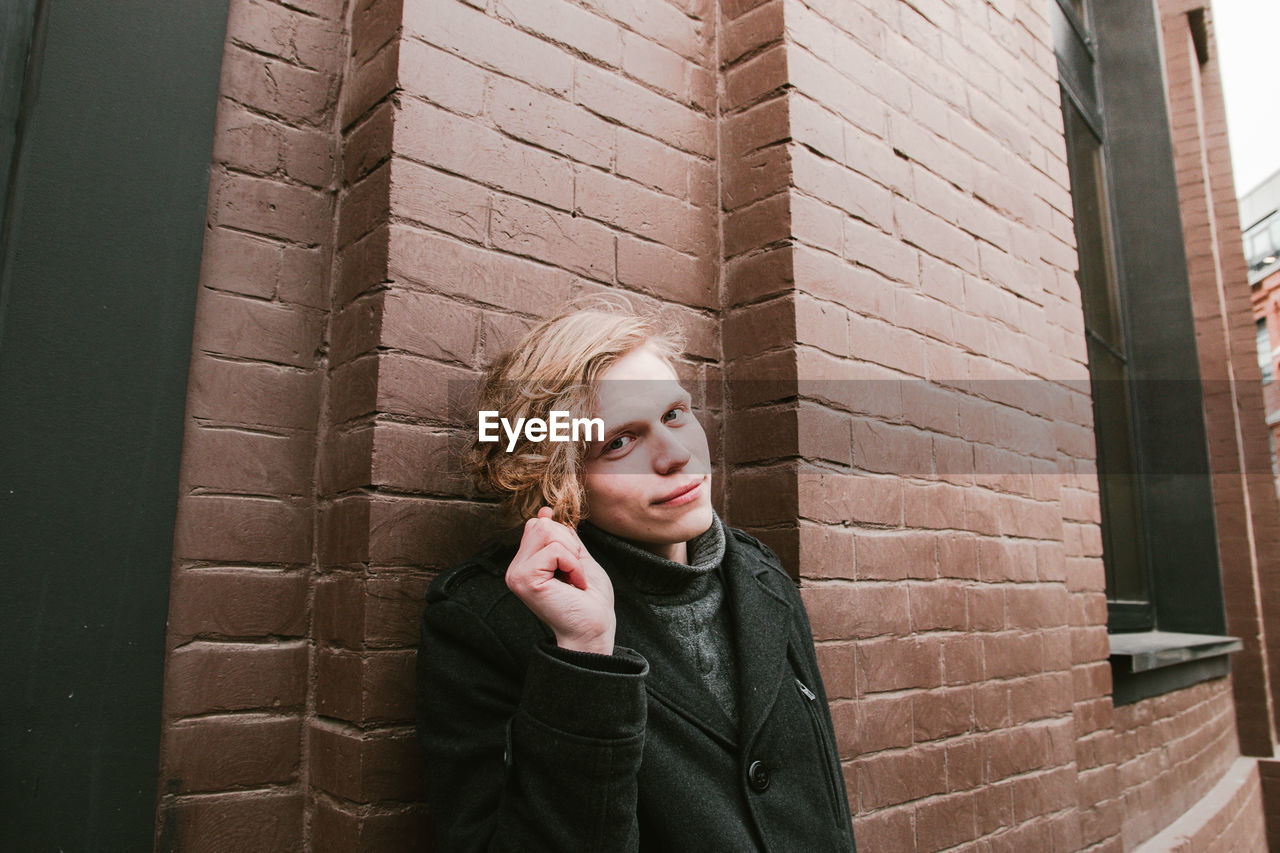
747, 760, 770, 792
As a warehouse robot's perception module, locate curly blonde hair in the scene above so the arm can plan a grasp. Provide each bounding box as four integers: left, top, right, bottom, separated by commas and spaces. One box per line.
469, 297, 686, 528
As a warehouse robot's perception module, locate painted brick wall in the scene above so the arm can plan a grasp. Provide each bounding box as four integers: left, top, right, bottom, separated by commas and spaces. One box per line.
1160, 0, 1280, 761
313, 0, 727, 846
158, 0, 1274, 850
156, 0, 345, 850
1113, 678, 1240, 848
308, 1, 434, 845
1262, 758, 1280, 850
1133, 757, 1267, 852
755, 0, 1122, 849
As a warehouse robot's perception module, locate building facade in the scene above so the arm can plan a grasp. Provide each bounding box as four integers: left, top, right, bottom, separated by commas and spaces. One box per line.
1246, 171, 1280, 496
3, 0, 1278, 850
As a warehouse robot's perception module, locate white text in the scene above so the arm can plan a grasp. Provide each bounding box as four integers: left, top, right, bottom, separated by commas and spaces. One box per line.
478, 411, 604, 452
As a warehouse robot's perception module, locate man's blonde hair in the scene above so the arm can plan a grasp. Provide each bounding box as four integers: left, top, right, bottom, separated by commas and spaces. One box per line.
469, 296, 685, 528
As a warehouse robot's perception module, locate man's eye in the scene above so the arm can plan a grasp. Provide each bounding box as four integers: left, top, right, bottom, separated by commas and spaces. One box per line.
663, 407, 686, 423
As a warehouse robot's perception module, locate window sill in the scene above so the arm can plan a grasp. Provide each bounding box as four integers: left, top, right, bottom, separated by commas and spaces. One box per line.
1108, 631, 1242, 705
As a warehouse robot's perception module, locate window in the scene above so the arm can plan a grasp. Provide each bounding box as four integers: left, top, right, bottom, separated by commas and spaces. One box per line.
1058, 94, 1150, 615
1258, 317, 1272, 384
1052, 0, 1154, 629
1244, 213, 1280, 277
1053, 0, 1235, 701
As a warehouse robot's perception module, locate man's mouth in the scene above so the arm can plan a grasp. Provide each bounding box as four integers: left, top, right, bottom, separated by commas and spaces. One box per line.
654, 478, 704, 505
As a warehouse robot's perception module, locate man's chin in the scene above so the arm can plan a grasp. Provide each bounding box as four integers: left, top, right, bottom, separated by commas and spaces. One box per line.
660, 501, 713, 541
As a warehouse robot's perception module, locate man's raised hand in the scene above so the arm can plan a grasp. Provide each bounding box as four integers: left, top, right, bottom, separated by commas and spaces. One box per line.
504, 507, 616, 655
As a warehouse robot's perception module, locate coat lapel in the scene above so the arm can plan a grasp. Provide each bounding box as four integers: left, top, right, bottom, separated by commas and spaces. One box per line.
592, 525, 795, 753
721, 531, 793, 751
612, 584, 739, 749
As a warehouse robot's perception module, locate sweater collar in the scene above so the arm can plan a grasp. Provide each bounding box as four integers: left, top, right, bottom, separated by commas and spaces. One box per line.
578, 510, 726, 597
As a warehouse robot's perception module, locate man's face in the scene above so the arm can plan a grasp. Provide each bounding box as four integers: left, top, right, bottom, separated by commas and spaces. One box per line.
581, 344, 713, 557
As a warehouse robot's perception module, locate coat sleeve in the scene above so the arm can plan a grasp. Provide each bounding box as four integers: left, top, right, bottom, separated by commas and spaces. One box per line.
416, 593, 648, 853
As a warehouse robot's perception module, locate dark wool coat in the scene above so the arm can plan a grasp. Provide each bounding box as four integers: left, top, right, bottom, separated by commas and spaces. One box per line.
415, 524, 857, 853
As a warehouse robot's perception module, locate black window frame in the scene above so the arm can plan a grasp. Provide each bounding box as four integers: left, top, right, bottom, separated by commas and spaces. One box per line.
1052, 0, 1238, 702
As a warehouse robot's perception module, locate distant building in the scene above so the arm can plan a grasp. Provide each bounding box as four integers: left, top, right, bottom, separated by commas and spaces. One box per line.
1244, 171, 1280, 285
1246, 171, 1280, 487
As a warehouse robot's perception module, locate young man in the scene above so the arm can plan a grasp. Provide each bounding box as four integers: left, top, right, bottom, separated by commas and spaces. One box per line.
415, 302, 856, 852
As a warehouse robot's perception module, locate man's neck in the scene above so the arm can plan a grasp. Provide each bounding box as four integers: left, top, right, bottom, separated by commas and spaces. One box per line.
637, 539, 687, 565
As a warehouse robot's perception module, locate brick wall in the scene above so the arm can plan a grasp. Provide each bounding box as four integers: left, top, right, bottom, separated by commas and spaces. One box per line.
1160, 0, 1280, 761
774, 0, 1122, 846
155, 1, 345, 850
1113, 677, 1240, 847
313, 0, 726, 844
1132, 756, 1267, 852
1262, 758, 1280, 850
1158, 1, 1280, 845
157, 0, 1273, 850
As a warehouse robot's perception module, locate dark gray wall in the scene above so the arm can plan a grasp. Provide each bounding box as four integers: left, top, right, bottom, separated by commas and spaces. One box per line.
0, 1, 228, 848
0, 0, 41, 231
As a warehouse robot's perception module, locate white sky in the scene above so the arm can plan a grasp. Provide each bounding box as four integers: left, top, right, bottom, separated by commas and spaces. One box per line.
1213, 0, 1280, 197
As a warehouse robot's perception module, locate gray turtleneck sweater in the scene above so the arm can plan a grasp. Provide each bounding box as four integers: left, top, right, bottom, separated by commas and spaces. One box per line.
577, 512, 738, 727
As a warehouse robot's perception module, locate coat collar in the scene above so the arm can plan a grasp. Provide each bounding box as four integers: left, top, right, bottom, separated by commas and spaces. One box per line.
604, 526, 794, 752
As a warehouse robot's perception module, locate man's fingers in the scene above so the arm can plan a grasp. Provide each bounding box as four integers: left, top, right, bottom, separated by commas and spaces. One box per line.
533, 540, 587, 591
514, 513, 583, 565
551, 546, 590, 591
512, 511, 558, 564
507, 507, 602, 604
506, 540, 588, 596
510, 516, 542, 565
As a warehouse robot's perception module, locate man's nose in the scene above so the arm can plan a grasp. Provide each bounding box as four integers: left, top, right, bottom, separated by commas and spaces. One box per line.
653, 425, 693, 475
